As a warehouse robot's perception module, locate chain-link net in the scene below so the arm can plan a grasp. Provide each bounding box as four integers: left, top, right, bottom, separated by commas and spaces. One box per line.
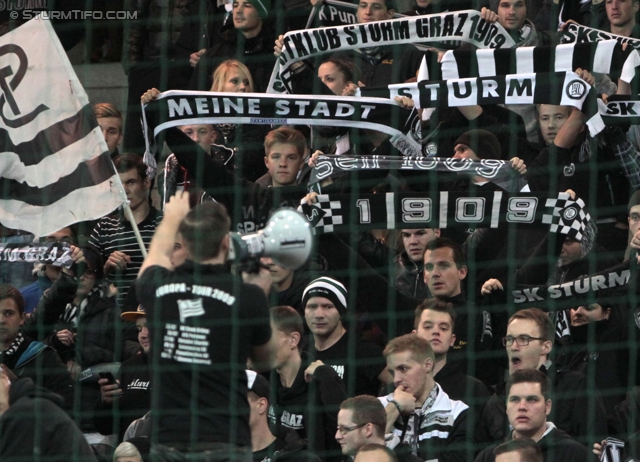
0, 1, 639, 461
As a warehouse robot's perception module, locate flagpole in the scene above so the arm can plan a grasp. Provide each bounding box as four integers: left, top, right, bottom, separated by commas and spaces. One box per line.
122, 201, 148, 258
108, 157, 149, 259
305, 3, 319, 29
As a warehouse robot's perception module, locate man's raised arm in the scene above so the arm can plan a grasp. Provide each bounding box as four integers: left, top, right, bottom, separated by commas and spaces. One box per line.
138, 191, 190, 275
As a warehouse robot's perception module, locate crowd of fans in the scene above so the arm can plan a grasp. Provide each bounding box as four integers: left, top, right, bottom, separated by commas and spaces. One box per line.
2, 0, 640, 461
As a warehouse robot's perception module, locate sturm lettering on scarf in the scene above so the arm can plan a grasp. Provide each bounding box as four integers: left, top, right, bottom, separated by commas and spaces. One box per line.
512, 268, 631, 303
279, 11, 506, 63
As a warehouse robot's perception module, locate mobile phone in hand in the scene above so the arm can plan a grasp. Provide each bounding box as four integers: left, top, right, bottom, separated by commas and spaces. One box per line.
99, 372, 116, 385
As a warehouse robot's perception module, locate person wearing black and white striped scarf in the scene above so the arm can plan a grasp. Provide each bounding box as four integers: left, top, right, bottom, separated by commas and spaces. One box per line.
60, 286, 104, 326
0, 332, 25, 360
486, 0, 543, 47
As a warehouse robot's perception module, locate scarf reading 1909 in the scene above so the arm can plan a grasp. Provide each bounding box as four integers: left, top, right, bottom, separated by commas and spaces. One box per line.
299, 191, 591, 239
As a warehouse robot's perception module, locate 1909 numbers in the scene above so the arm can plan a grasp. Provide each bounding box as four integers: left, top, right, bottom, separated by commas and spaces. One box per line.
356, 197, 538, 225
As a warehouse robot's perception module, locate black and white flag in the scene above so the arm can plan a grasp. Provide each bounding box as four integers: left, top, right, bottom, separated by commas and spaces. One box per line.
363, 71, 591, 110
300, 191, 591, 239
143, 90, 423, 157
269, 10, 516, 93
440, 40, 639, 83
178, 298, 205, 323
0, 17, 126, 236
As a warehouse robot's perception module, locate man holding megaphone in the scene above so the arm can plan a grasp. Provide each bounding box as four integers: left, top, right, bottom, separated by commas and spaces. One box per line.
135, 192, 276, 461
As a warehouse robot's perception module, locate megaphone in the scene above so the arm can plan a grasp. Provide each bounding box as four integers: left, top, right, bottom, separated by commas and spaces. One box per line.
227, 208, 313, 270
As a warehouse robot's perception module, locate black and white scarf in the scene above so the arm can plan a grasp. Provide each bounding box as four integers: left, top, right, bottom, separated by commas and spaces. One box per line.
142, 79, 590, 162
143, 90, 422, 158
307, 0, 403, 28
507, 261, 635, 309
399, 384, 439, 455
299, 191, 591, 240
560, 21, 640, 51
440, 40, 638, 83
1, 332, 24, 358
310, 155, 526, 192
587, 96, 640, 136
61, 286, 103, 326
362, 71, 592, 110
0, 242, 73, 268
269, 10, 517, 93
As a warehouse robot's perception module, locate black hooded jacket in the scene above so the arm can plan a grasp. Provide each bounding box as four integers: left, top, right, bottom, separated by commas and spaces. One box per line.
1, 335, 73, 411
0, 378, 96, 462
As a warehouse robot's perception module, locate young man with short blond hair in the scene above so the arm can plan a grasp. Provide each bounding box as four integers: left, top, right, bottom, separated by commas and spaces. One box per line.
413, 299, 490, 444
380, 333, 469, 461
93, 102, 123, 159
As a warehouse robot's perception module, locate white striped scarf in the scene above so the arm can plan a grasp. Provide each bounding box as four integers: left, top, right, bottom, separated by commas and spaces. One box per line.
560, 21, 640, 52
440, 40, 640, 84
61, 286, 104, 326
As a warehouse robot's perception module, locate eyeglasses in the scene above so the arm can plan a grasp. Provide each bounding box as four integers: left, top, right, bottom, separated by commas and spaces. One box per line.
502, 335, 546, 347
83, 268, 98, 278
45, 236, 74, 244
336, 423, 366, 435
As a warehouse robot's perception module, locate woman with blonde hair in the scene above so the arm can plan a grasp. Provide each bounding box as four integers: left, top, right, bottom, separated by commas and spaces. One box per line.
210, 59, 254, 94
113, 441, 142, 462
145, 59, 269, 189
206, 59, 269, 183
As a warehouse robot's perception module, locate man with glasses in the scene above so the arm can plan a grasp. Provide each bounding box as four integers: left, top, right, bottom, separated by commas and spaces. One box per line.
336, 396, 386, 459
19, 227, 84, 314
481, 308, 607, 445
336, 395, 422, 462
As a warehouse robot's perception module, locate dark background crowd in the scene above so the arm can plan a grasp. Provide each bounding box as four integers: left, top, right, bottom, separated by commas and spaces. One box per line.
1, 0, 640, 461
